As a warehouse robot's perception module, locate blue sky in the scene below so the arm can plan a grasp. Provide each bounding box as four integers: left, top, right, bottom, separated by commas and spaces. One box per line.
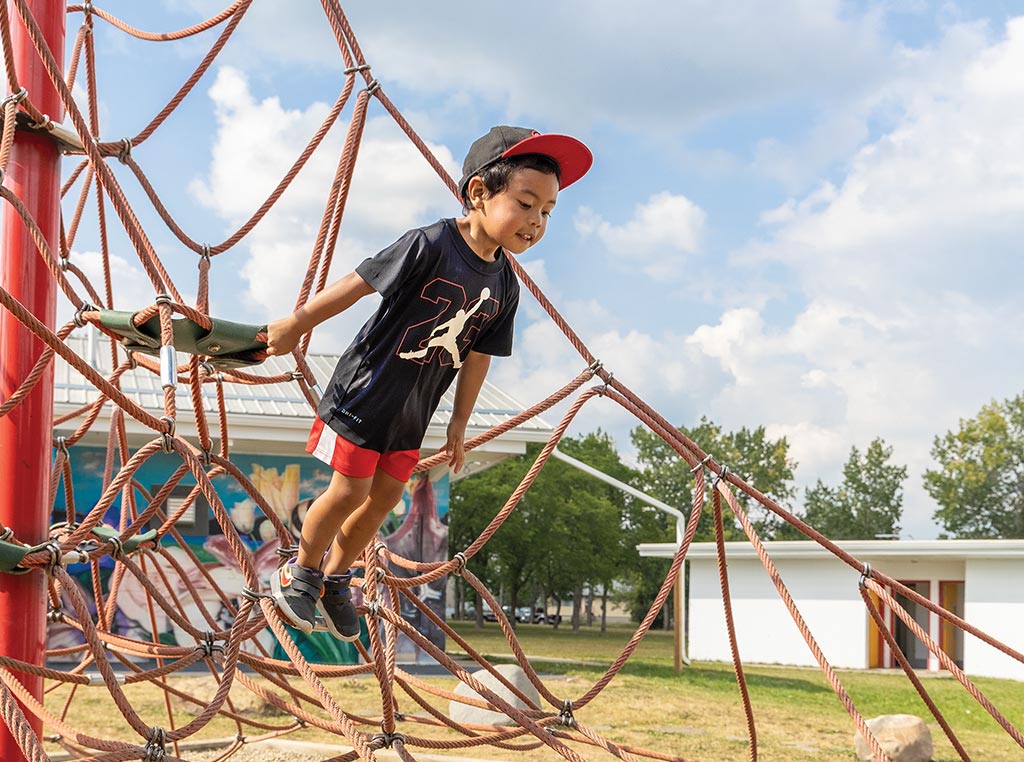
51, 1, 1024, 539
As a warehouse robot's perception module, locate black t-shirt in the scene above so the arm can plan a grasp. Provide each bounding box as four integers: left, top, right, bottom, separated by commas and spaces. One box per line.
317, 218, 520, 452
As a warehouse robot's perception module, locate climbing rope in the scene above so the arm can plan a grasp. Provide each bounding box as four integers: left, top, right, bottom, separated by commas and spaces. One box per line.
0, 2, 1022, 762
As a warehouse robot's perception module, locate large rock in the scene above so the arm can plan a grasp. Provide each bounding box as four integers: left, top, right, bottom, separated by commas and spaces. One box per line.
854, 714, 933, 762
448, 664, 541, 727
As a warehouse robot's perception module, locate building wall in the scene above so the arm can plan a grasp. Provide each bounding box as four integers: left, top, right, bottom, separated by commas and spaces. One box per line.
964, 559, 1024, 681
689, 556, 870, 669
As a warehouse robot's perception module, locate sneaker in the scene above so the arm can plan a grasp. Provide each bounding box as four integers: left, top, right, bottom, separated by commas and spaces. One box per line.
270, 559, 323, 635
318, 572, 361, 642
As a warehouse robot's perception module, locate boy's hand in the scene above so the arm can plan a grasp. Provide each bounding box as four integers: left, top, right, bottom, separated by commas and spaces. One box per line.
266, 316, 302, 357
443, 421, 467, 473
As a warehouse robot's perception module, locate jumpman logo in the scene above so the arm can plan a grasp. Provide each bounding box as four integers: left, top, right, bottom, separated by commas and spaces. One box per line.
399, 287, 491, 368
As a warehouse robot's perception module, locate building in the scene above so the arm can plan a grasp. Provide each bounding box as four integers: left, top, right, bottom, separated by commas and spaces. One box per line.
637, 539, 1024, 680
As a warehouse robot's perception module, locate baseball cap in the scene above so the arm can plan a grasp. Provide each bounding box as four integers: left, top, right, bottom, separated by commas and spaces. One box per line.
458, 126, 593, 198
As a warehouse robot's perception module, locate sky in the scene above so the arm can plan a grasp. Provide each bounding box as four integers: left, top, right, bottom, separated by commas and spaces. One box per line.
33, 0, 1024, 539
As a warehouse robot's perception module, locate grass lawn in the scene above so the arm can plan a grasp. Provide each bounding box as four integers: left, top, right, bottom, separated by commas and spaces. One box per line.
41, 620, 1024, 761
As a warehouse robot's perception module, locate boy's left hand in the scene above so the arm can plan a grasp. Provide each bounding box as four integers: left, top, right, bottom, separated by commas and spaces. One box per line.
443, 421, 466, 473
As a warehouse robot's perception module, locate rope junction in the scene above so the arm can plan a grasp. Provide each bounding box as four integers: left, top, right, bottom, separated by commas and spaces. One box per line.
0, 2, 1021, 761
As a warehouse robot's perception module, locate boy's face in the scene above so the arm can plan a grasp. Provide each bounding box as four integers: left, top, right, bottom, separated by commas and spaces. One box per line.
471, 168, 559, 255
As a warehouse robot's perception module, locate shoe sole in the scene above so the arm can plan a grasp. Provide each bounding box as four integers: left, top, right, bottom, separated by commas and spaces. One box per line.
269, 570, 315, 635
316, 599, 361, 642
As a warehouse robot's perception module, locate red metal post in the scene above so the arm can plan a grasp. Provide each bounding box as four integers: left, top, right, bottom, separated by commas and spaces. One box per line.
0, 0, 66, 757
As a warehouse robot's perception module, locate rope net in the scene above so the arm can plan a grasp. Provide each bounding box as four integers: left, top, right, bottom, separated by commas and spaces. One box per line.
0, 2, 1021, 761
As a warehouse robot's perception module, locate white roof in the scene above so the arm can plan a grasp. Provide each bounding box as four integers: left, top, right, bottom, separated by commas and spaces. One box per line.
638, 538, 1024, 560
52, 331, 552, 467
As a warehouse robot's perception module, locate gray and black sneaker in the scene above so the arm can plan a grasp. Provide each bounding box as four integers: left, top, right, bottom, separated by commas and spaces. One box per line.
318, 572, 361, 642
270, 559, 323, 635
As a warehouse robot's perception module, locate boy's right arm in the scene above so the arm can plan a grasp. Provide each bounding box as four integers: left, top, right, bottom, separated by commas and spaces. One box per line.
266, 271, 375, 356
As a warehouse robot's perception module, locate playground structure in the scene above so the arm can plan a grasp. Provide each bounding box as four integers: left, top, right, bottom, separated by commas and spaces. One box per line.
1, 2, 1023, 760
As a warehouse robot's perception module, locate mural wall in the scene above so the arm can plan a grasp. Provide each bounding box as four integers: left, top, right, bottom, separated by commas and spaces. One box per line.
52, 447, 450, 664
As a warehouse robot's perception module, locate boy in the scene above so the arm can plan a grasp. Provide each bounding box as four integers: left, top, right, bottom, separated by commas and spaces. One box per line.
266, 125, 592, 640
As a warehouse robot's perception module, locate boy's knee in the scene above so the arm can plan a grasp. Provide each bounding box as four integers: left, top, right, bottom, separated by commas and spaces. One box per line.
321, 474, 372, 508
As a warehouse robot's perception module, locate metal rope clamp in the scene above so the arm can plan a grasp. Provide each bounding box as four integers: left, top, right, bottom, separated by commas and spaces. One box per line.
558, 698, 577, 727
451, 551, 467, 577
859, 562, 873, 589
159, 416, 176, 453
371, 730, 406, 749
117, 136, 132, 164
142, 726, 166, 762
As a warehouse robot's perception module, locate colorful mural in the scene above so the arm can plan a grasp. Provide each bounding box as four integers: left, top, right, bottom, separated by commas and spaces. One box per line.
52, 447, 449, 665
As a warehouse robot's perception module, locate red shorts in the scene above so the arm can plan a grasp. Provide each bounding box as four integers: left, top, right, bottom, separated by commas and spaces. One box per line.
305, 418, 419, 482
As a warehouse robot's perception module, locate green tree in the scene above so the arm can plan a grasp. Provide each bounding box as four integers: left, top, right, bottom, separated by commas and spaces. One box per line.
449, 430, 633, 629
627, 417, 797, 623
631, 416, 798, 541
795, 438, 907, 540
924, 394, 1024, 538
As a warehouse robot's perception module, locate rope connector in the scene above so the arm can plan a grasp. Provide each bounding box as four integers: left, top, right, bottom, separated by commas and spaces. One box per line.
365, 599, 382, 618
47, 606, 65, 623
159, 416, 176, 453
276, 546, 297, 559
73, 302, 95, 328
240, 586, 273, 602
365, 79, 381, 95
105, 535, 125, 560
451, 551, 467, 577
200, 243, 211, 262
373, 541, 387, 556
2, 87, 28, 108
42, 540, 63, 575
197, 631, 224, 658
0, 527, 13, 542
55, 436, 69, 457
30, 113, 52, 131
711, 464, 730, 489
344, 64, 372, 75
200, 448, 213, 468
153, 292, 173, 306
859, 562, 873, 589
82, 1, 93, 14
142, 726, 166, 762
587, 359, 603, 378
118, 137, 132, 164
558, 698, 577, 727
689, 454, 713, 474
371, 731, 406, 749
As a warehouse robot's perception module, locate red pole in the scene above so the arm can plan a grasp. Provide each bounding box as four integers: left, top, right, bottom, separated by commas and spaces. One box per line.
0, 0, 66, 758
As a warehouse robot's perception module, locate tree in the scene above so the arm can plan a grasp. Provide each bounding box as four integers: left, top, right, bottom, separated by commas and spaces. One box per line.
449, 430, 634, 629
795, 438, 907, 540
924, 394, 1024, 538
627, 417, 797, 624
631, 416, 798, 542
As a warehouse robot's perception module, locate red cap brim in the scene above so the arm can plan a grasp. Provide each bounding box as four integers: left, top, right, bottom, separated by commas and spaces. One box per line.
501, 133, 593, 190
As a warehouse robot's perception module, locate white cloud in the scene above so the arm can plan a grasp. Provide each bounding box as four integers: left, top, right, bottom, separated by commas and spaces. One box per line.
575, 192, 706, 279
696, 17, 1024, 537
189, 66, 459, 345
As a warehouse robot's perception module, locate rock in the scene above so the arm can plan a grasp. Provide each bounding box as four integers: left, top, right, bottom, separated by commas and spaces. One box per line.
854, 714, 933, 762
449, 664, 541, 727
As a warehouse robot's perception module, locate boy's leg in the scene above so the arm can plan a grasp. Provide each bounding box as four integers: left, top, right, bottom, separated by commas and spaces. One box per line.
317, 468, 407, 641
296, 470, 373, 569
271, 470, 371, 633
323, 468, 407, 575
